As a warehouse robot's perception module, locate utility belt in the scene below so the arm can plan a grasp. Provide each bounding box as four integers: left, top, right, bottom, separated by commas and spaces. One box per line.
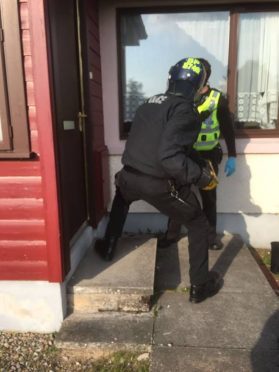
124, 165, 184, 198
123, 165, 200, 207
199, 144, 223, 165
168, 180, 191, 206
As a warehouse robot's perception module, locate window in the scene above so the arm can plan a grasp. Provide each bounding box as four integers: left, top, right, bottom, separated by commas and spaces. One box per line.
118, 6, 279, 138
0, 0, 30, 158
235, 12, 279, 130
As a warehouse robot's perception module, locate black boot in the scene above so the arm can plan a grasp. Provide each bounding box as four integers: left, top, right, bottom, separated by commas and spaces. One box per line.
189, 271, 223, 303
95, 237, 118, 261
208, 228, 223, 250
209, 241, 223, 250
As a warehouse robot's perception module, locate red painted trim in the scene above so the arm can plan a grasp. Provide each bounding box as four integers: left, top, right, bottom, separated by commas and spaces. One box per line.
28, 0, 62, 282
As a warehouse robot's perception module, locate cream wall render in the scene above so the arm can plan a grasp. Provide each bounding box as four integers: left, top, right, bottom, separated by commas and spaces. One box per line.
99, 2, 279, 248
108, 155, 279, 248
109, 155, 279, 214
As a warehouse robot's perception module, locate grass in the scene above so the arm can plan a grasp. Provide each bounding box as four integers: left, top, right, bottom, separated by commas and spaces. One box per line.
92, 351, 149, 372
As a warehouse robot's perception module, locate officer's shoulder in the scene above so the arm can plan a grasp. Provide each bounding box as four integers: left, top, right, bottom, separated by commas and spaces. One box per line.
146, 94, 169, 105
171, 97, 195, 115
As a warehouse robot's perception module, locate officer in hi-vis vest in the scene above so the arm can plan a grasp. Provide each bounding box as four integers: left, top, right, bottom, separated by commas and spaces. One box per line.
95, 57, 223, 303
158, 58, 236, 250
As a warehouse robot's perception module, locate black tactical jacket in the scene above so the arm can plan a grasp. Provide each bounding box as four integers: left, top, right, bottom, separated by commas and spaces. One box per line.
122, 93, 203, 186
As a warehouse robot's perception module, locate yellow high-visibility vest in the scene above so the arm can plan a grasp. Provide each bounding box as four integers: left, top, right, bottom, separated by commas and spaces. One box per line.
194, 89, 221, 151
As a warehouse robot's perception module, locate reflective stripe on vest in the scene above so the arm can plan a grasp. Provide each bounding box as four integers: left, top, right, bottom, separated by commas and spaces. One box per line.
194, 90, 221, 151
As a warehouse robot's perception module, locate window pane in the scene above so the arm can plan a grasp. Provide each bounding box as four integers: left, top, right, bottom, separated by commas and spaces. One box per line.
120, 11, 230, 133
0, 0, 30, 157
236, 12, 279, 129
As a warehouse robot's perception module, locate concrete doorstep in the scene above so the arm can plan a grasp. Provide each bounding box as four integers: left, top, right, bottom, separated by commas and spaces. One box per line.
67, 235, 157, 313
56, 234, 157, 359
55, 312, 153, 360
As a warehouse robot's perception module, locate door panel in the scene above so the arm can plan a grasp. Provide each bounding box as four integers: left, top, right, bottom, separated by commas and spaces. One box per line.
46, 0, 87, 273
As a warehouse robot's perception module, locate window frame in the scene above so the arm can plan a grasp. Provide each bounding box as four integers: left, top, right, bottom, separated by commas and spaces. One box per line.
117, 3, 279, 139
0, 24, 11, 151
0, 0, 30, 158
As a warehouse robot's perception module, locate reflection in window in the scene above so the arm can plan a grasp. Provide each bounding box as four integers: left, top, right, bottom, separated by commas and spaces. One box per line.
236, 12, 279, 129
120, 11, 229, 134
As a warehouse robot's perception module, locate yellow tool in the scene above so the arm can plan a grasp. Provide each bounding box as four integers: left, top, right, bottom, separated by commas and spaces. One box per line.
202, 160, 219, 190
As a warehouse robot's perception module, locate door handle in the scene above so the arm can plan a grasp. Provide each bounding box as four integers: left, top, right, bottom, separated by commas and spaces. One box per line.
78, 112, 87, 132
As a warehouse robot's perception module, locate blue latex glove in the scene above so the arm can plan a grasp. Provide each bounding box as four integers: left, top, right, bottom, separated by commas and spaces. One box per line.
224, 157, 236, 177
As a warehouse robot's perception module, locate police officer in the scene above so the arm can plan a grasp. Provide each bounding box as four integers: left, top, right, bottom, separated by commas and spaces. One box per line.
95, 57, 223, 303
158, 58, 236, 250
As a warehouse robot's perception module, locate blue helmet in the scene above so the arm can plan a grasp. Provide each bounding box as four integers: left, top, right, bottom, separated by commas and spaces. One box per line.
167, 57, 206, 99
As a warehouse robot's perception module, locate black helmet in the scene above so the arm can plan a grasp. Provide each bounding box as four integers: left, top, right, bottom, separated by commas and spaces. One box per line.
167, 57, 206, 99
198, 58, 211, 84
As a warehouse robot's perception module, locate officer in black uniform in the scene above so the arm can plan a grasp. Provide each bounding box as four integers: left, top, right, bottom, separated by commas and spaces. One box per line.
158, 59, 236, 250
95, 57, 222, 303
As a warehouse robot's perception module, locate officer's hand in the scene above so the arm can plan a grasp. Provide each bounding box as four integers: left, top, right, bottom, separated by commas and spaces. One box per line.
224, 157, 236, 177
196, 160, 218, 190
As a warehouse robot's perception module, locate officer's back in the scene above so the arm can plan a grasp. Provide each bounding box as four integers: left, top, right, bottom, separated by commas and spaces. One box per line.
122, 92, 200, 185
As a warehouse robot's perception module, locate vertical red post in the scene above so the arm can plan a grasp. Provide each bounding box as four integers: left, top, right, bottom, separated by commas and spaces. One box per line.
28, 0, 63, 282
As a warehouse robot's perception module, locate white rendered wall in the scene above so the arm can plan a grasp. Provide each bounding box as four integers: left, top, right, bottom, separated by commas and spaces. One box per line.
0, 281, 66, 332
0, 224, 101, 332
108, 155, 279, 214
217, 154, 279, 214
108, 154, 279, 248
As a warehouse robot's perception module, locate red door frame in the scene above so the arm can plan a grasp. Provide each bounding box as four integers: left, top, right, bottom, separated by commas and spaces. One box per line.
29, 0, 63, 282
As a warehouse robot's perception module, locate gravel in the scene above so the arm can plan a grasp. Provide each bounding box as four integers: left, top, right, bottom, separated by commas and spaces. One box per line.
0, 332, 58, 371
0, 332, 149, 371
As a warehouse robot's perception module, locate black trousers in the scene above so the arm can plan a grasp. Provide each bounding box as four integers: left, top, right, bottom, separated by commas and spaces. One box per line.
105, 168, 210, 285
166, 145, 222, 244
104, 186, 130, 240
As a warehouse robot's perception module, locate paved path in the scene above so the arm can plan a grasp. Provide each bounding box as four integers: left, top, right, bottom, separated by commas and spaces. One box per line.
57, 234, 279, 371
150, 234, 279, 371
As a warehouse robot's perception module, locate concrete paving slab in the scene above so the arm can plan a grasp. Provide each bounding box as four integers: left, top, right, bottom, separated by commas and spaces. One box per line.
209, 251, 273, 294
56, 312, 153, 358
56, 312, 153, 345
153, 291, 279, 350
155, 244, 188, 291
155, 234, 273, 294
150, 346, 279, 372
152, 234, 279, 370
